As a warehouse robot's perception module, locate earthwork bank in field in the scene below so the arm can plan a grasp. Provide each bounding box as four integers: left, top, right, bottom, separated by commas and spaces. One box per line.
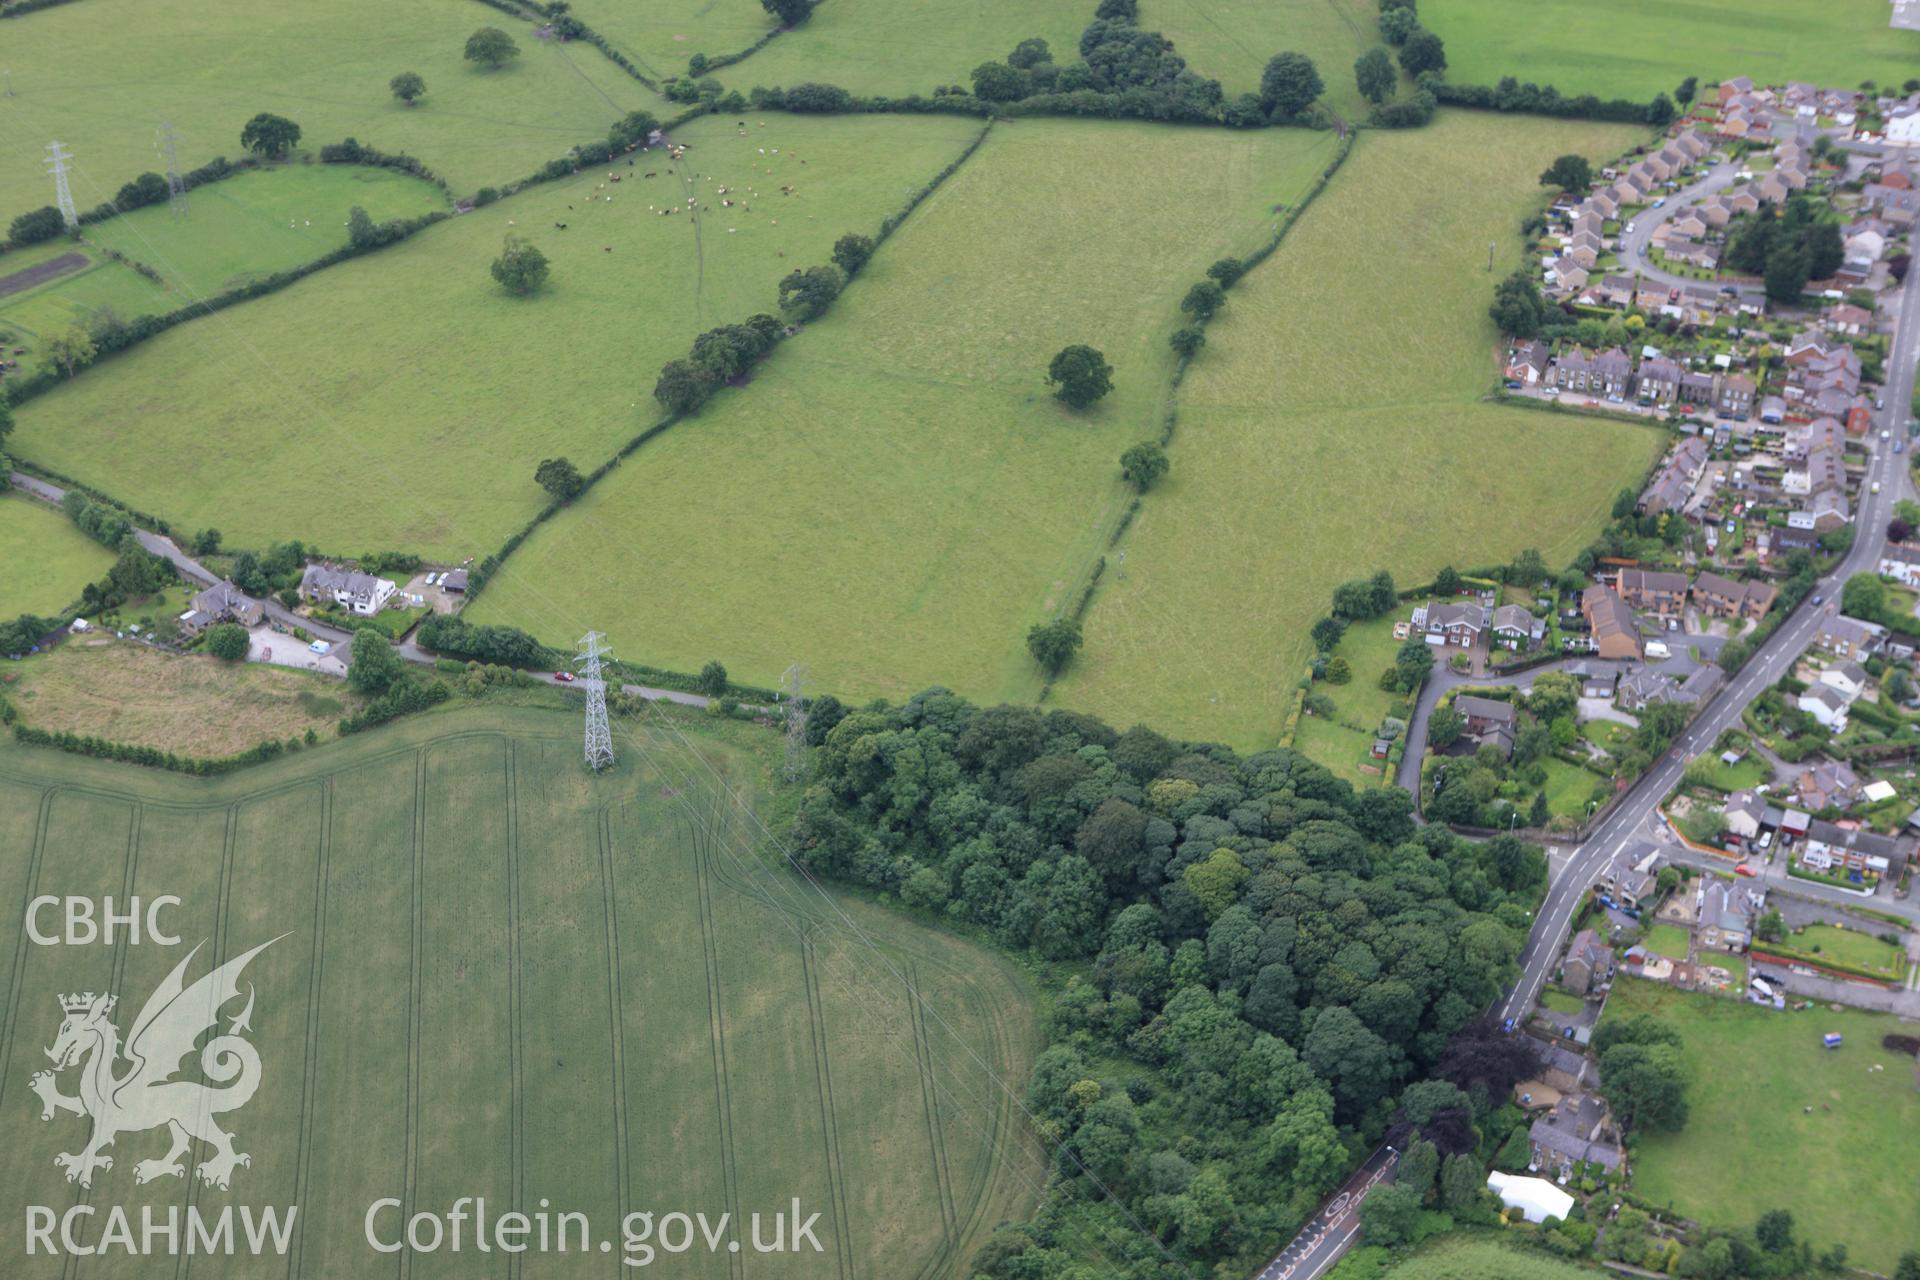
1054, 112, 1665, 747
1424, 0, 1920, 103
0, 708, 1040, 1280
0, 0, 642, 225
470, 118, 1339, 703
12, 114, 986, 556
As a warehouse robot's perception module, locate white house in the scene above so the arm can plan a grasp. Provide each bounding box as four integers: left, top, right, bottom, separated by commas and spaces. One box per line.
1487, 1172, 1575, 1224
1820, 662, 1869, 700
1799, 681, 1852, 730
298, 564, 398, 617
1879, 545, 1920, 586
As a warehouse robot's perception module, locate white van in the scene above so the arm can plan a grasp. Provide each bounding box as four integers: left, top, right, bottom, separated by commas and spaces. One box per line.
1644, 640, 1670, 659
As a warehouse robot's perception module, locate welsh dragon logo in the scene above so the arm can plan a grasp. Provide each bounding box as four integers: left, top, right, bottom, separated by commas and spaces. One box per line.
29, 936, 282, 1190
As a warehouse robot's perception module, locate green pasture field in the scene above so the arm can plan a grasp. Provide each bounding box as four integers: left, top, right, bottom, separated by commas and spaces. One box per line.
0, 240, 171, 374
1602, 978, 1920, 1270
470, 118, 1339, 703
1423, 0, 1920, 104
0, 165, 443, 375
0, 705, 1041, 1279
0, 493, 114, 618
1055, 112, 1665, 748
86, 164, 447, 299
11, 114, 986, 557
0, 0, 644, 226
575, 0, 1094, 97
1138, 0, 1386, 122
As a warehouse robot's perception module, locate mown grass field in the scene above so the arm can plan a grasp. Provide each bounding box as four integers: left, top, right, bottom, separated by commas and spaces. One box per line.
1602, 978, 1920, 1271
11, 114, 986, 557
576, 0, 1095, 98
5, 636, 357, 755
1139, 0, 1385, 122
0, 705, 1041, 1279
0, 493, 114, 618
0, 0, 644, 226
0, 165, 443, 375
1055, 112, 1665, 748
1423, 0, 1920, 103
1332, 1235, 1600, 1280
472, 119, 1339, 703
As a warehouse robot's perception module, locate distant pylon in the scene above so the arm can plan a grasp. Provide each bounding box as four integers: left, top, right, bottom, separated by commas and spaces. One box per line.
780, 663, 807, 783
577, 631, 616, 771
45, 142, 77, 230
157, 122, 188, 217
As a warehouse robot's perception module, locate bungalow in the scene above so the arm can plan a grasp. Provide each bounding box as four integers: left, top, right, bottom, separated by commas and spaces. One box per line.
1723, 789, 1769, 842
1529, 1092, 1624, 1175
298, 563, 398, 616
1618, 568, 1689, 618
1582, 584, 1642, 660
177, 580, 263, 638
1795, 760, 1863, 812
1722, 188, 1761, 215
1416, 600, 1488, 647
1880, 543, 1920, 586
1758, 394, 1788, 425
1506, 340, 1550, 385
1663, 238, 1720, 272
1692, 571, 1776, 620
1668, 211, 1709, 239
1563, 928, 1613, 995
1492, 604, 1543, 650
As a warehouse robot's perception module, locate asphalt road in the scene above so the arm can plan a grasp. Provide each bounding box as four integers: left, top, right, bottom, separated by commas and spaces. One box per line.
1612, 158, 1763, 301
1251, 1147, 1399, 1280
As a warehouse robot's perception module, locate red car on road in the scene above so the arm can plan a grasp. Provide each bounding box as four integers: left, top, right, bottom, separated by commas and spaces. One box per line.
1734, 863, 1757, 877
553, 671, 576, 683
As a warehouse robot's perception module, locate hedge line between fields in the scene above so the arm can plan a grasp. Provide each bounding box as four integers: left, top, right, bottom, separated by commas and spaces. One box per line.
0, 0, 81, 18
461, 121, 995, 602
11, 722, 312, 774
1044, 127, 1358, 701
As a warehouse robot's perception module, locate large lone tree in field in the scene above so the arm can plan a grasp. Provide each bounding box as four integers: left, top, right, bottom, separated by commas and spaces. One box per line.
464, 27, 521, 69
490, 235, 550, 295
239, 112, 301, 160
390, 72, 426, 105
761, 0, 813, 26
1259, 52, 1323, 118
1026, 618, 1083, 676
1046, 345, 1114, 410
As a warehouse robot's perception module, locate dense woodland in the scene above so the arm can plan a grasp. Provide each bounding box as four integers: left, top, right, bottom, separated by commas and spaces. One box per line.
793, 690, 1548, 1277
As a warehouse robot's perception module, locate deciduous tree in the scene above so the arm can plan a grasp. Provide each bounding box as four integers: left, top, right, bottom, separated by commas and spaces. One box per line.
390, 72, 426, 105
1120, 441, 1169, 492
1027, 617, 1083, 675
239, 112, 301, 159
1354, 47, 1397, 104
204, 624, 250, 662
348, 628, 403, 694
464, 27, 520, 69
1259, 52, 1323, 117
490, 234, 550, 295
1046, 345, 1114, 409
535, 457, 585, 502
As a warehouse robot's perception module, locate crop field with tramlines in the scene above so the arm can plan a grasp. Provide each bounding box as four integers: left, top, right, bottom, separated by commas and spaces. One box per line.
0, 708, 1040, 1278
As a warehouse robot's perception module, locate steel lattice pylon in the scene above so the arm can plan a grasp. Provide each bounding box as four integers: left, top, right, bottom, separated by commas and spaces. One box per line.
46, 142, 77, 230
577, 631, 616, 771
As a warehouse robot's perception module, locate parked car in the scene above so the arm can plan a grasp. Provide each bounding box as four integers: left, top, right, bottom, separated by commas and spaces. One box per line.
1734, 863, 1757, 877
424, 572, 440, 586
553, 671, 576, 683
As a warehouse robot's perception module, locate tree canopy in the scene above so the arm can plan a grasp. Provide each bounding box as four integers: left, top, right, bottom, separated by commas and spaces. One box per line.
389, 71, 426, 104
535, 457, 585, 502
490, 235, 550, 295
1046, 345, 1114, 409
1259, 52, 1324, 117
464, 27, 520, 69
1354, 47, 1397, 105
1539, 154, 1592, 192
239, 112, 301, 159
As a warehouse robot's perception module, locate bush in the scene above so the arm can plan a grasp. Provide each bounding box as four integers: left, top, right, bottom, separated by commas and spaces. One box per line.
203, 624, 250, 662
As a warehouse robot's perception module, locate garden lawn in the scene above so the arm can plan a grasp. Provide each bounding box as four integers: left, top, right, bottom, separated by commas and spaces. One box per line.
471, 119, 1339, 704
1582, 718, 1633, 754
573, 0, 1093, 96
0, 0, 645, 226
0, 494, 114, 618
84, 164, 447, 299
1601, 978, 1920, 1271
1539, 756, 1600, 820
1787, 922, 1906, 978
1138, 0, 1387, 122
1055, 112, 1663, 747
1642, 922, 1692, 961
1292, 714, 1385, 789
11, 114, 987, 558
1538, 988, 1584, 1015
1423, 0, 1920, 104
0, 240, 171, 375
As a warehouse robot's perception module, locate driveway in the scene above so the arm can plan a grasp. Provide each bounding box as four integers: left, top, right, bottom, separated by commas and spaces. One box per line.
247, 626, 346, 678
